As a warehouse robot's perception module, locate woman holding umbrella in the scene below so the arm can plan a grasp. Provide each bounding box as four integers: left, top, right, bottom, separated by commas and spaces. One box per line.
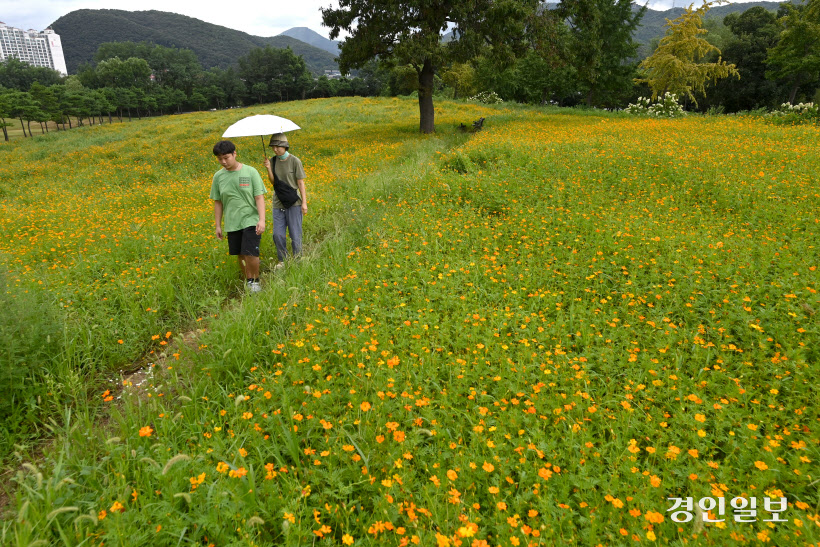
263, 132, 307, 266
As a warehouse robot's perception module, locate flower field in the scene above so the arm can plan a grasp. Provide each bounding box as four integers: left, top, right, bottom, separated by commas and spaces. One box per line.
2, 98, 818, 546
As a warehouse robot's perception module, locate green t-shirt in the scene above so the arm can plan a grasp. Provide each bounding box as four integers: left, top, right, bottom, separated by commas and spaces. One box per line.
210, 164, 267, 232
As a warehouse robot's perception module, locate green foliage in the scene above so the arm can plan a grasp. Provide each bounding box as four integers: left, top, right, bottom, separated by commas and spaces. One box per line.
704, 7, 787, 112
0, 57, 64, 91
94, 57, 152, 89
441, 63, 478, 100
237, 46, 313, 104
558, 0, 647, 107
765, 0, 820, 104
637, 0, 740, 106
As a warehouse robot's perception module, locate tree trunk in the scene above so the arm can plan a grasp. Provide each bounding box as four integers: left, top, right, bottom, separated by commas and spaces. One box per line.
1, 118, 8, 141
786, 70, 805, 104
788, 83, 800, 104
417, 58, 436, 134
19, 118, 27, 137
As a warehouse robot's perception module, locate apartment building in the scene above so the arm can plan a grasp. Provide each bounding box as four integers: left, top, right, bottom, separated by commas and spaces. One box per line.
0, 23, 68, 75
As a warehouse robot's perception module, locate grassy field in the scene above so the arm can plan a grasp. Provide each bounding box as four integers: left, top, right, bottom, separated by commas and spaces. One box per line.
0, 97, 818, 546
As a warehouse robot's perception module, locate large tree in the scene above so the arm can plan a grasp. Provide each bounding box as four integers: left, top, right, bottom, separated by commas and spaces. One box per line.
0, 88, 15, 141
237, 46, 313, 104
558, 0, 646, 107
95, 57, 152, 89
766, 0, 820, 104
706, 7, 785, 112
636, 0, 739, 106
321, 0, 542, 133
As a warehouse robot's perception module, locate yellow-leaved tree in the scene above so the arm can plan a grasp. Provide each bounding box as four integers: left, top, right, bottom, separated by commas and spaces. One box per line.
636, 1, 739, 106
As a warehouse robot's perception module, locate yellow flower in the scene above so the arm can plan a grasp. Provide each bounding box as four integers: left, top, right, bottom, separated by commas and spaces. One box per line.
342, 534, 354, 545
229, 467, 248, 478
645, 511, 664, 523
457, 523, 478, 537
754, 461, 768, 470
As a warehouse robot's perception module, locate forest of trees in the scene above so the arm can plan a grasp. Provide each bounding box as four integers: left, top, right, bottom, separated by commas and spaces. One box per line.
0, 0, 818, 139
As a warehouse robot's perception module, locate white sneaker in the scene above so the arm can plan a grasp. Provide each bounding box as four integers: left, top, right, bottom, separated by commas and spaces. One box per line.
247, 280, 262, 293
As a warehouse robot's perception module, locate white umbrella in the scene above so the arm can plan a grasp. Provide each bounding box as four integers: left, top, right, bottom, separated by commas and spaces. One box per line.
222, 114, 301, 157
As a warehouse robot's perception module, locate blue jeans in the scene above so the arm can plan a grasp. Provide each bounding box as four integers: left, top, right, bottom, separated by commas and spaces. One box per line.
272, 206, 303, 261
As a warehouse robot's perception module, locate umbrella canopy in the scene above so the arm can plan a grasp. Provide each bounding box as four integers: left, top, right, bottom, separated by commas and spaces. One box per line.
222, 115, 300, 138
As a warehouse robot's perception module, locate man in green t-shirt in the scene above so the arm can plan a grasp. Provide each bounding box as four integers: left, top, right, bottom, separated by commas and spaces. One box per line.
210, 140, 267, 293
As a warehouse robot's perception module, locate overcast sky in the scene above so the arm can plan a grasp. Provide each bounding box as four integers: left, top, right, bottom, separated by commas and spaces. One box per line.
1, 0, 781, 39
0, 0, 342, 38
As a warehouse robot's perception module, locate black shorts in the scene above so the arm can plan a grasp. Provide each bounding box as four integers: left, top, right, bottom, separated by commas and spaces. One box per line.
227, 226, 261, 257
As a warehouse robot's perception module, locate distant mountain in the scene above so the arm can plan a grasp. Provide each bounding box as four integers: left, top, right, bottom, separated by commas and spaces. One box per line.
280, 27, 340, 56
49, 9, 339, 75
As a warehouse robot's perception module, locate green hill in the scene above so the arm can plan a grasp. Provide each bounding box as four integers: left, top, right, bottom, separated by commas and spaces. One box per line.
49, 9, 339, 75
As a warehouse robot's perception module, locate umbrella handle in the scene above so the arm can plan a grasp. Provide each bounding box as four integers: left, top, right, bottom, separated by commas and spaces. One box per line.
260, 135, 267, 160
